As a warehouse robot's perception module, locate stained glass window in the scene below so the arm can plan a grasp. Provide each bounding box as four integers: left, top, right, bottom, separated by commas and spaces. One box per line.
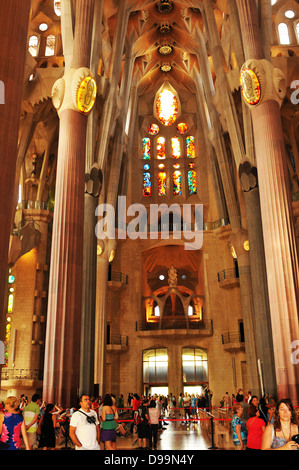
173, 170, 182, 195
177, 122, 188, 134
171, 137, 181, 159
158, 172, 166, 196
188, 169, 197, 195
29, 36, 39, 57
156, 90, 178, 126
143, 171, 151, 196
157, 137, 166, 159
45, 35, 55, 56
148, 123, 159, 135
7, 294, 14, 314
143, 137, 151, 159
278, 23, 290, 45
186, 136, 195, 158
54, 0, 61, 16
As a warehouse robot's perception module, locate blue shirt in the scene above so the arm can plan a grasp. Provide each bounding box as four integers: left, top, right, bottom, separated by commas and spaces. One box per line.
232, 415, 247, 446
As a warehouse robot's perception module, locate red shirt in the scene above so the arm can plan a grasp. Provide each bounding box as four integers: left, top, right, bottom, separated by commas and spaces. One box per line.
132, 398, 141, 411
246, 417, 265, 449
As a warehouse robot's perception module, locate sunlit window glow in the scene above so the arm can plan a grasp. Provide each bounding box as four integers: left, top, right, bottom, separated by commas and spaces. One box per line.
278, 23, 290, 44
157, 136, 166, 159
171, 137, 181, 158
173, 170, 182, 195
45, 35, 55, 56
186, 136, 195, 158
29, 36, 39, 57
142, 137, 151, 159
143, 172, 151, 196
177, 122, 188, 134
156, 90, 178, 126
158, 172, 167, 196
148, 123, 159, 135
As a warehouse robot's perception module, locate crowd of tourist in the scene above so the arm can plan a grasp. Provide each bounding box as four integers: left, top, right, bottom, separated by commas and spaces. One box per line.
0, 388, 298, 450
228, 389, 299, 450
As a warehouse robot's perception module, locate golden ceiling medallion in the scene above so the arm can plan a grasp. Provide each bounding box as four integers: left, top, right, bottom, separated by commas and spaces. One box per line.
158, 44, 173, 55
240, 68, 261, 106
160, 63, 172, 72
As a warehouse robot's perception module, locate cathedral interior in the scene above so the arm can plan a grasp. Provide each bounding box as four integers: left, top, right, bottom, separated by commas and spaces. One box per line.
0, 0, 298, 410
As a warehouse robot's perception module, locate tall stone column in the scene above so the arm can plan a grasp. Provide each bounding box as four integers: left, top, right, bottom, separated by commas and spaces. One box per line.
79, 165, 102, 397
0, 1, 31, 365
239, 160, 276, 397
195, 26, 260, 395
94, 239, 116, 396
43, 0, 95, 407
236, 0, 299, 404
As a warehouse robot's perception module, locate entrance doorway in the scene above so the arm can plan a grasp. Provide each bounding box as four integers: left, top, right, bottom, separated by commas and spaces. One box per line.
183, 385, 205, 396
148, 386, 169, 397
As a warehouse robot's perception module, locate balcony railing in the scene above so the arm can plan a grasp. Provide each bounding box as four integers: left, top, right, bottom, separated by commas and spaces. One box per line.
136, 319, 213, 332
17, 200, 54, 212
221, 332, 244, 345
107, 335, 128, 347
1, 368, 43, 381
108, 271, 128, 284
217, 267, 239, 283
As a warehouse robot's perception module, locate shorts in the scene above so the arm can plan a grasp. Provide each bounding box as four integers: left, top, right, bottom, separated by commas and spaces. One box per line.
137, 423, 149, 439
27, 432, 37, 447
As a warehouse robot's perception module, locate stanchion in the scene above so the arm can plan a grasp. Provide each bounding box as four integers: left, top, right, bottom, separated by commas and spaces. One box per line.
207, 413, 218, 450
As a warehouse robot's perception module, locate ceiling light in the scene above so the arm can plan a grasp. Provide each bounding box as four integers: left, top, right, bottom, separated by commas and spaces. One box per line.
158, 44, 173, 55
160, 63, 172, 72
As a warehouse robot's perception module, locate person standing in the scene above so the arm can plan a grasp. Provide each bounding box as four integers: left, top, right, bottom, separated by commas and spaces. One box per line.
232, 403, 247, 450
69, 394, 100, 450
0, 396, 30, 450
101, 394, 118, 450
22, 393, 41, 449
38, 403, 58, 450
148, 400, 159, 450
246, 405, 265, 450
261, 399, 299, 450
136, 398, 150, 449
130, 393, 141, 433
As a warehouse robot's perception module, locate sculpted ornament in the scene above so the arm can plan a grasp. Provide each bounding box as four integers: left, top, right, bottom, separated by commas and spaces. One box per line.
240, 59, 286, 108
51, 67, 97, 116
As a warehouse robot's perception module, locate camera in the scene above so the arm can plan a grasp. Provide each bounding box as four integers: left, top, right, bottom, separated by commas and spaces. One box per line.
86, 415, 96, 425
291, 434, 299, 444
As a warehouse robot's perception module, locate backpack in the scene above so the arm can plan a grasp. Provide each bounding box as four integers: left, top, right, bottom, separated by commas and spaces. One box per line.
133, 407, 143, 425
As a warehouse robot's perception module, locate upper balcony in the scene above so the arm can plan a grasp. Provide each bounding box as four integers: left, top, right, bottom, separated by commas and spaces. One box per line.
136, 318, 213, 338
221, 331, 245, 352
217, 267, 240, 289
108, 270, 128, 291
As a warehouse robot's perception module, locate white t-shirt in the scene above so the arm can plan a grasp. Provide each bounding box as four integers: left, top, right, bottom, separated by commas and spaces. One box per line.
70, 409, 100, 450
148, 407, 159, 425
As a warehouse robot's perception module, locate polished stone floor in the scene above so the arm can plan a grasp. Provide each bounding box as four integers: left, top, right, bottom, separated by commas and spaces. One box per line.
115, 419, 234, 451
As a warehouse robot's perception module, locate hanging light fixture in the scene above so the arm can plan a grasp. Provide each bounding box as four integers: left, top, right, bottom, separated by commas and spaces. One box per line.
156, 0, 173, 14
160, 63, 172, 72
159, 23, 171, 34
158, 42, 173, 55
